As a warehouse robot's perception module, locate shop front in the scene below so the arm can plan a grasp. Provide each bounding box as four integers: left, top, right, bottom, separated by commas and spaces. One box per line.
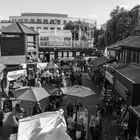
109, 63, 140, 139
129, 105, 140, 140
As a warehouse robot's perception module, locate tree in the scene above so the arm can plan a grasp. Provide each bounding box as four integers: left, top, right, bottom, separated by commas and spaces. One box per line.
64, 20, 93, 41
93, 5, 140, 51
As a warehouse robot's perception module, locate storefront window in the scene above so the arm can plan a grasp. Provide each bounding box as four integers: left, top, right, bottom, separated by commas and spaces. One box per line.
139, 51, 140, 64
69, 52, 72, 57
63, 52, 67, 58
136, 119, 140, 139
58, 52, 62, 58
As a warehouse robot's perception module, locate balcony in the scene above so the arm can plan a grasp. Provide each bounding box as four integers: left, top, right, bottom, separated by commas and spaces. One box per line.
39, 40, 93, 48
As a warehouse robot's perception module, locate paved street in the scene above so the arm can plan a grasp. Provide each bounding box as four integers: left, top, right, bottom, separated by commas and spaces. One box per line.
0, 72, 102, 140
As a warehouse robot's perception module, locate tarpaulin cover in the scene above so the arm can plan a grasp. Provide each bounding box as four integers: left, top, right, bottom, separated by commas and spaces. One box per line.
7, 69, 27, 81
17, 109, 72, 140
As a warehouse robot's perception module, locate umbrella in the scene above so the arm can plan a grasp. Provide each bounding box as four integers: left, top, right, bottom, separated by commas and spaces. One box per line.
12, 86, 50, 102
60, 85, 96, 116
60, 85, 96, 97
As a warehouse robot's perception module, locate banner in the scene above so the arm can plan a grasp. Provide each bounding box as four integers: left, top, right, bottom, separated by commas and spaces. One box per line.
17, 109, 72, 140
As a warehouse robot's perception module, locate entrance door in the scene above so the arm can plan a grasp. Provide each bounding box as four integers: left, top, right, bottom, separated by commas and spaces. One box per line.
45, 53, 50, 62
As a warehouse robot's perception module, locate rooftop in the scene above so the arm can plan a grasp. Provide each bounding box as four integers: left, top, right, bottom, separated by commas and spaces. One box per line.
21, 13, 68, 18
108, 36, 140, 50
0, 22, 38, 35
110, 63, 140, 83
0, 55, 26, 65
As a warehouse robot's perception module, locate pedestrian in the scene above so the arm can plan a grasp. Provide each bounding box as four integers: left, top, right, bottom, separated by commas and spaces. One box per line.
12, 103, 25, 133
70, 72, 76, 86
3, 97, 12, 113
67, 112, 76, 140
89, 115, 99, 140
66, 102, 74, 116
76, 102, 83, 111
32, 102, 42, 115
35, 78, 42, 87
0, 109, 4, 127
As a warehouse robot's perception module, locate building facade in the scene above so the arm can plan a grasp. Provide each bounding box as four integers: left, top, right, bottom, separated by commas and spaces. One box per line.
0, 13, 96, 33
0, 22, 39, 64
106, 36, 140, 64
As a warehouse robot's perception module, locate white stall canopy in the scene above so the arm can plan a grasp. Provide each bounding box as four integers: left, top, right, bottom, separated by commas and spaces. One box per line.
17, 109, 71, 140
7, 69, 27, 81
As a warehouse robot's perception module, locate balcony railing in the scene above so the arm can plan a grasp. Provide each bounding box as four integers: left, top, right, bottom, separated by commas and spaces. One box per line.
39, 41, 93, 48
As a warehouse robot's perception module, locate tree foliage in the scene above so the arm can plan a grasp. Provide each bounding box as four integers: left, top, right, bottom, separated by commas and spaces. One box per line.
94, 5, 140, 50
64, 20, 93, 41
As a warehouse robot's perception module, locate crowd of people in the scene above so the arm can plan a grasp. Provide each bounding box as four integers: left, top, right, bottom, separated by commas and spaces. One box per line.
0, 58, 91, 140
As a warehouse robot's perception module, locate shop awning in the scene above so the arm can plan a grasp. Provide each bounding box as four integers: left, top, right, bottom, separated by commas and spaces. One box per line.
129, 106, 140, 118
92, 56, 114, 67
110, 63, 140, 83
0, 55, 26, 65
0, 64, 6, 73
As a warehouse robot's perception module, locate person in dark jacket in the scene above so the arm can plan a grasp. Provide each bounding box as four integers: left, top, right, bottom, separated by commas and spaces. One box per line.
0, 109, 4, 127
66, 102, 74, 116
70, 72, 76, 85
32, 102, 42, 115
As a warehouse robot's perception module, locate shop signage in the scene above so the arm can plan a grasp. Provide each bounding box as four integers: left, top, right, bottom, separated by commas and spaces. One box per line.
105, 71, 114, 84
115, 80, 128, 101
1, 34, 20, 38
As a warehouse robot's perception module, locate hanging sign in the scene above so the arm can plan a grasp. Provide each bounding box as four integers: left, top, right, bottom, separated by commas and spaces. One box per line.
105, 71, 114, 84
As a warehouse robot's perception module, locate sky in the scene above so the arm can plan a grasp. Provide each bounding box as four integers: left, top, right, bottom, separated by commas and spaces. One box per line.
0, 0, 139, 27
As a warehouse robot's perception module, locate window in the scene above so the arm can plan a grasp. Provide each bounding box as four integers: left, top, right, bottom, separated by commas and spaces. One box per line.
56, 20, 60, 24
76, 52, 80, 56
40, 37, 49, 41
27, 36, 34, 42
33, 52, 36, 55
29, 27, 34, 31
63, 20, 67, 25
24, 19, 28, 23
37, 19, 42, 23
50, 27, 55, 30
28, 52, 31, 55
63, 52, 67, 58
58, 52, 62, 58
64, 37, 71, 41
43, 19, 48, 24
50, 20, 55, 24
69, 52, 72, 57
138, 51, 140, 63
18, 19, 23, 22
43, 27, 48, 30
37, 27, 41, 31
30, 19, 35, 23
57, 28, 61, 30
